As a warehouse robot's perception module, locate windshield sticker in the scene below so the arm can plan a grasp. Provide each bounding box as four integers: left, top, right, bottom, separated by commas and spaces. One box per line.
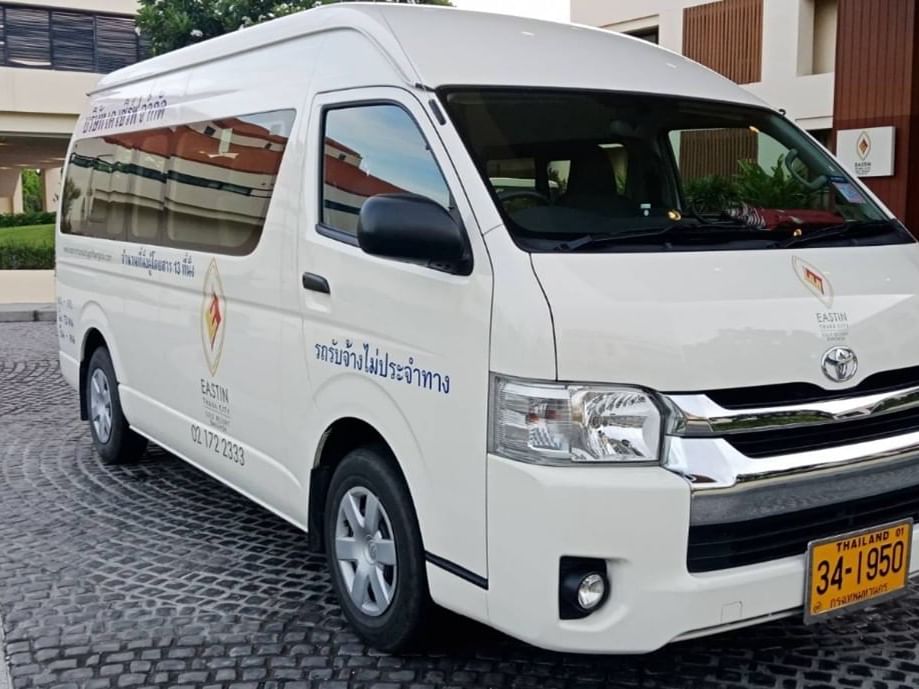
831, 178, 867, 205
793, 256, 834, 309
315, 340, 451, 395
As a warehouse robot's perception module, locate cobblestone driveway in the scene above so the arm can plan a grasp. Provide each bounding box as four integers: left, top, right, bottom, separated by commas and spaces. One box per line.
3, 322, 919, 689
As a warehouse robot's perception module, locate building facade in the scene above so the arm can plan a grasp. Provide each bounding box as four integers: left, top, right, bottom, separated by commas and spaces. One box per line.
0, 0, 141, 214
571, 0, 919, 231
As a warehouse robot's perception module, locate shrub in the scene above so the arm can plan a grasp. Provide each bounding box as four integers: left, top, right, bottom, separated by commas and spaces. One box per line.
0, 211, 56, 228
734, 157, 817, 209
684, 175, 741, 214
0, 243, 55, 270
684, 156, 818, 213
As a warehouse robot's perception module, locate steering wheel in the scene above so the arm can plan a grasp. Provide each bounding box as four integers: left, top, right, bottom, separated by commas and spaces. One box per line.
497, 189, 551, 205
785, 149, 828, 191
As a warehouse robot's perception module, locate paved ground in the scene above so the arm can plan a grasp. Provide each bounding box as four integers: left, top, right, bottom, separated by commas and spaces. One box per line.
3, 322, 919, 689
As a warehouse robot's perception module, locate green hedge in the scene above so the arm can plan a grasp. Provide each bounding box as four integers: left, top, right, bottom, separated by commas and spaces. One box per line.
0, 244, 55, 270
0, 211, 56, 228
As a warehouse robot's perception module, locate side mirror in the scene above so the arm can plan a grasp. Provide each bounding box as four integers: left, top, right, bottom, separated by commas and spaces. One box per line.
357, 194, 470, 273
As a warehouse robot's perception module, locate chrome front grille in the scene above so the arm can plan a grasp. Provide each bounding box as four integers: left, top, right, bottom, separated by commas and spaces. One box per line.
687, 483, 919, 572
724, 405, 919, 457
666, 383, 919, 437
663, 376, 919, 569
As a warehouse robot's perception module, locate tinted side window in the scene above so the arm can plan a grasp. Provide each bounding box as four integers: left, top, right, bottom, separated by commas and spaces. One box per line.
61, 110, 295, 256
321, 104, 450, 237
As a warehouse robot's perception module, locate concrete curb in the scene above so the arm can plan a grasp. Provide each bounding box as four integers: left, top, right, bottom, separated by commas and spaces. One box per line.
0, 615, 11, 689
0, 304, 56, 323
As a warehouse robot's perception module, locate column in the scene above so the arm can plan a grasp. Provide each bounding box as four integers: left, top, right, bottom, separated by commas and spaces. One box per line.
0, 170, 24, 215
40, 168, 62, 212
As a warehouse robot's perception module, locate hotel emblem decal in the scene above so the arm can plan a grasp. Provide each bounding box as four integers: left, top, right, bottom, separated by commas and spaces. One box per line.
201, 259, 227, 376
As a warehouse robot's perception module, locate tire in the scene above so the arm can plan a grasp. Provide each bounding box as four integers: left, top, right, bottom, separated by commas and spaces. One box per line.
324, 445, 432, 652
85, 347, 148, 464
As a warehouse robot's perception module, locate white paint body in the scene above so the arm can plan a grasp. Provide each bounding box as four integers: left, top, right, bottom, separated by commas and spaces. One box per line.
56, 4, 919, 654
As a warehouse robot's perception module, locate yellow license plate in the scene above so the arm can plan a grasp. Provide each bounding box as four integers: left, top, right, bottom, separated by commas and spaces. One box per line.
805, 519, 913, 623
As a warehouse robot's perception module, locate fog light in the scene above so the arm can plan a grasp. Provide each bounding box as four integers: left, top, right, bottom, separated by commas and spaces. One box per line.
559, 557, 610, 619
577, 573, 606, 610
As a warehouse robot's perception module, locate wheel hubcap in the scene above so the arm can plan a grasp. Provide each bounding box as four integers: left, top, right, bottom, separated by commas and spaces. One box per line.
89, 368, 113, 444
334, 486, 397, 617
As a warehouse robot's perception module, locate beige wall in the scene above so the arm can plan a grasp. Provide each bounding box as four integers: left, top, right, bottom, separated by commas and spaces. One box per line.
571, 0, 837, 131
813, 0, 838, 75
0, 68, 102, 135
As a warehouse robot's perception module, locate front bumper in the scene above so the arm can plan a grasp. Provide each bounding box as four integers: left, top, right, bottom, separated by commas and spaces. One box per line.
485, 453, 919, 654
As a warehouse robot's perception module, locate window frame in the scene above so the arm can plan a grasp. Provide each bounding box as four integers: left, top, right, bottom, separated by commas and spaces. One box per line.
316, 98, 457, 248
439, 86, 903, 252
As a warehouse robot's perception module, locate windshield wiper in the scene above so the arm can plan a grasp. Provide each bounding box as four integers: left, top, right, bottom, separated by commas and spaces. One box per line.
554, 220, 770, 252
776, 219, 900, 248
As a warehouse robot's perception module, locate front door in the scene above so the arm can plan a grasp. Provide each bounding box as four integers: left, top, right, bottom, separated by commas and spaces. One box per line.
297, 88, 493, 579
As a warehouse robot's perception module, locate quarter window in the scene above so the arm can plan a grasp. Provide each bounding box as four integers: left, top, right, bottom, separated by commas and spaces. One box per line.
61, 110, 296, 256
321, 104, 451, 238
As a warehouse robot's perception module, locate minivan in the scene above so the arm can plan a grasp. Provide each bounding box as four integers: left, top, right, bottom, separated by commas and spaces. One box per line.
57, 3, 919, 653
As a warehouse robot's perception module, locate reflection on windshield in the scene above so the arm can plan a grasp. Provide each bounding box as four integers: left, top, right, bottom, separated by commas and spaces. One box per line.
442, 89, 909, 252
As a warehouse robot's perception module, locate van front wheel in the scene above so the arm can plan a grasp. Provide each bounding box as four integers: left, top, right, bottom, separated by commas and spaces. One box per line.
325, 446, 431, 651
85, 347, 147, 464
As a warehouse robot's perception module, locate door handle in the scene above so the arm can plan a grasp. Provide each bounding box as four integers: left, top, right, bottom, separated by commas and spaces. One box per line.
302, 272, 330, 294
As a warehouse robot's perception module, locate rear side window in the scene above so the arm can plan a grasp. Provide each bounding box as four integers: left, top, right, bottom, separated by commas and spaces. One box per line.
61, 109, 295, 256
321, 104, 450, 238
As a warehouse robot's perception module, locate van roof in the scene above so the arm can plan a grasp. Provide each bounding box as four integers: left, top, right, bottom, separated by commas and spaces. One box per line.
94, 3, 766, 108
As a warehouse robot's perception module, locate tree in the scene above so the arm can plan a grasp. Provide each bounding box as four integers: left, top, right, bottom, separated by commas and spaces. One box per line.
137, 0, 452, 56
21, 170, 43, 214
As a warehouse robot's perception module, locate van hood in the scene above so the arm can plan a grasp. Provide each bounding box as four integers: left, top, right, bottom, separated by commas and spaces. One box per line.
531, 244, 919, 391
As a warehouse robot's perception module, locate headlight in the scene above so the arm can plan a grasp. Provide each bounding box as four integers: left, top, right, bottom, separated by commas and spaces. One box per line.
490, 376, 663, 465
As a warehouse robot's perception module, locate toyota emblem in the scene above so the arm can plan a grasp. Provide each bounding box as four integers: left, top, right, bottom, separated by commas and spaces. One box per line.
821, 346, 858, 383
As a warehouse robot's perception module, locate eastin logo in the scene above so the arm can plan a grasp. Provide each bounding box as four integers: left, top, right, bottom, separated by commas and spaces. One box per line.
201, 259, 227, 376
793, 256, 834, 308
856, 131, 872, 161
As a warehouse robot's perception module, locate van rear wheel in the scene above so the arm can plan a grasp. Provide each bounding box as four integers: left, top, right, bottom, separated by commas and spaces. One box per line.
324, 446, 431, 652
85, 347, 147, 464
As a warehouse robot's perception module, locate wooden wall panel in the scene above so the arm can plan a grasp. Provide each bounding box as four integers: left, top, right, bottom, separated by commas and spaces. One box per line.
833, 0, 919, 229
679, 129, 758, 179
683, 0, 763, 84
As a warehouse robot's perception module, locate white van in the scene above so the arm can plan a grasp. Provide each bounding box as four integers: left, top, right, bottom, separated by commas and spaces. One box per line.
57, 3, 919, 654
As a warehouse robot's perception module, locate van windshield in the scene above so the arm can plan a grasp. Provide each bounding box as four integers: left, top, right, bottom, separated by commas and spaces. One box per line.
440, 89, 913, 252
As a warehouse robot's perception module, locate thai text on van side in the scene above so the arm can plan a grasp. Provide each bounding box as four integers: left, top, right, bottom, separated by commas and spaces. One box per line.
315, 339, 451, 395
121, 247, 196, 279
82, 94, 168, 134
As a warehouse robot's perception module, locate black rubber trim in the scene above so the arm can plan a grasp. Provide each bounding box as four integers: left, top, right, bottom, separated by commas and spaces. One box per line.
425, 551, 488, 590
